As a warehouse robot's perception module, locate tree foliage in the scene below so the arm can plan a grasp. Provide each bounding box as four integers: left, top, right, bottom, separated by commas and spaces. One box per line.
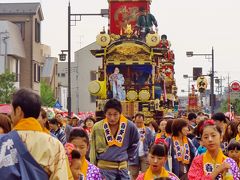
0, 71, 16, 104
40, 81, 56, 107
218, 94, 240, 115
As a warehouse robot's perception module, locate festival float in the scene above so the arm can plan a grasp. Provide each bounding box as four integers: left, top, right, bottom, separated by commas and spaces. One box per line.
88, 0, 178, 121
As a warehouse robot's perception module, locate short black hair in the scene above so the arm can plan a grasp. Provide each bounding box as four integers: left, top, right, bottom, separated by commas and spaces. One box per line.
104, 98, 122, 114
134, 113, 144, 120
48, 118, 58, 125
188, 112, 197, 121
149, 143, 168, 157
212, 112, 226, 123
228, 141, 240, 151
172, 119, 188, 136
12, 88, 41, 119
71, 149, 81, 160
139, 7, 145, 12
69, 128, 89, 145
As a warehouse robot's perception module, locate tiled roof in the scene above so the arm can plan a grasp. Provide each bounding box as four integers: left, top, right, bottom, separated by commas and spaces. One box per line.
0, 3, 43, 19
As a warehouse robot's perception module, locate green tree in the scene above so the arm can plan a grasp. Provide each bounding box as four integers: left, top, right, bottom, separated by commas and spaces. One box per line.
0, 71, 16, 104
218, 94, 240, 115
40, 81, 56, 107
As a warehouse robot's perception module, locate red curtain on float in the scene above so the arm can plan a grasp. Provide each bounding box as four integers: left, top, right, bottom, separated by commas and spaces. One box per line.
109, 1, 150, 34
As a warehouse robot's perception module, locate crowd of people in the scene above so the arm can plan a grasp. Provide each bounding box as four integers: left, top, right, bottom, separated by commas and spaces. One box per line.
0, 88, 240, 179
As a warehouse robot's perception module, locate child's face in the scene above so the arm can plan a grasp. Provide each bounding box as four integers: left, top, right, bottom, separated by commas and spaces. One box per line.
70, 137, 89, 157
228, 149, 240, 164
70, 159, 82, 180
201, 126, 221, 152
148, 153, 166, 173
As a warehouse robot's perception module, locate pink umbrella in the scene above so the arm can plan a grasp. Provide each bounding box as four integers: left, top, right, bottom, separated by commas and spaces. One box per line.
0, 104, 11, 114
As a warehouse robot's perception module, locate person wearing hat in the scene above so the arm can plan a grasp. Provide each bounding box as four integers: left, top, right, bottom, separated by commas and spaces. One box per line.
136, 7, 158, 39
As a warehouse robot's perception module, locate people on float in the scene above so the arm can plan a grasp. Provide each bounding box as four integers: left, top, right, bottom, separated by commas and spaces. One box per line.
0, 113, 11, 134
154, 66, 164, 99
155, 119, 168, 140
136, 141, 179, 180
90, 98, 139, 179
0, 88, 72, 179
129, 113, 154, 180
109, 67, 125, 100
227, 141, 240, 168
69, 128, 102, 179
165, 119, 196, 179
136, 6, 158, 39
188, 119, 240, 179
65, 143, 84, 180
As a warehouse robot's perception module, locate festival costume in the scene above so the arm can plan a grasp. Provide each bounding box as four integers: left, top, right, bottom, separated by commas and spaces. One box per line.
109, 72, 125, 100
129, 126, 154, 178
90, 115, 139, 179
154, 73, 164, 99
188, 149, 240, 180
165, 136, 196, 178
51, 127, 67, 145
136, 167, 179, 180
136, 13, 158, 39
80, 157, 102, 180
236, 134, 240, 142
155, 132, 169, 140
0, 117, 73, 180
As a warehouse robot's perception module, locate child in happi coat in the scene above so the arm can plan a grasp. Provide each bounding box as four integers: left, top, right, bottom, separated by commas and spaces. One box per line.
188, 120, 240, 179
227, 141, 240, 168
65, 143, 84, 180
136, 139, 179, 180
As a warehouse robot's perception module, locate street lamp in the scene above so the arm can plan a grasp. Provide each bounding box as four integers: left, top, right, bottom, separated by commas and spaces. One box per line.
186, 47, 215, 115
62, 2, 108, 117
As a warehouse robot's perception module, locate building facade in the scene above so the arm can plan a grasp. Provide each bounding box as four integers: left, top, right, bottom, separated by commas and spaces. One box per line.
0, 3, 55, 94
58, 42, 101, 113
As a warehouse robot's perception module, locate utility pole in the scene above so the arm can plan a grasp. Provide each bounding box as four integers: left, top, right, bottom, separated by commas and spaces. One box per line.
228, 74, 231, 113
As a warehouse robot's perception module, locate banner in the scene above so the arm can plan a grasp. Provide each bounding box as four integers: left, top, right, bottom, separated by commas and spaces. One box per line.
109, 1, 150, 34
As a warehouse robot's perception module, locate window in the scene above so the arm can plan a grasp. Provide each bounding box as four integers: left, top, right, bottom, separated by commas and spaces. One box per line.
90, 70, 96, 81
90, 95, 96, 103
61, 73, 65, 77
14, 22, 25, 40
34, 63, 41, 82
35, 19, 41, 43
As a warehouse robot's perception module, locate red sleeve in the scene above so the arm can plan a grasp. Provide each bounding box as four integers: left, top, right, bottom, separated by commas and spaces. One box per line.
188, 155, 212, 180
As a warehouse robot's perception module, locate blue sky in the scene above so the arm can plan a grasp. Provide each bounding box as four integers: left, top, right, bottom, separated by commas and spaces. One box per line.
2, 0, 240, 96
